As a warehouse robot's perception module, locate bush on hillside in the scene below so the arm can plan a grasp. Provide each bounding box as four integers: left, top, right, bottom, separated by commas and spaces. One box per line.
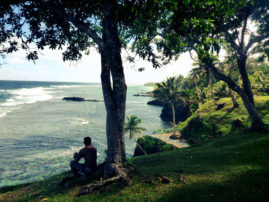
180, 116, 221, 144
134, 136, 175, 156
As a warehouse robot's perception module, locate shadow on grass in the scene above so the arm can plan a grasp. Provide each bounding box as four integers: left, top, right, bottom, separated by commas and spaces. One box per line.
0, 170, 129, 201
156, 169, 269, 202
215, 107, 235, 124
0, 171, 95, 201
0, 183, 31, 194
133, 133, 269, 179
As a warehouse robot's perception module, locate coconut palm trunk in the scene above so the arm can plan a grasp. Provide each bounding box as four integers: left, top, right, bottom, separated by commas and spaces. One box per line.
171, 103, 176, 136
125, 115, 147, 155
193, 74, 204, 104
133, 134, 147, 155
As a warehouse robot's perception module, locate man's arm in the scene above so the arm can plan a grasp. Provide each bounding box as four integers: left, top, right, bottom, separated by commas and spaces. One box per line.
73, 151, 82, 162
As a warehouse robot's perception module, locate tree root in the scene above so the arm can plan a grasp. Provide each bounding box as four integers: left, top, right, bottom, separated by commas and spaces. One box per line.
77, 163, 136, 197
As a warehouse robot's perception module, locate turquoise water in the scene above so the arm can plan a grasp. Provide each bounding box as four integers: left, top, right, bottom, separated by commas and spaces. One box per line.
0, 81, 169, 187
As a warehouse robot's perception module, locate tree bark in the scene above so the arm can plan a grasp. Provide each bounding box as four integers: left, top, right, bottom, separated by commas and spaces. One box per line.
209, 64, 264, 130
100, 2, 127, 178
171, 103, 176, 135
237, 55, 255, 106
225, 14, 255, 107
227, 65, 239, 108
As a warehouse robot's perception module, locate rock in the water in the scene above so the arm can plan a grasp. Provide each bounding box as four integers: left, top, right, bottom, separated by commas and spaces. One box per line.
147, 99, 165, 106
63, 97, 103, 102
63, 97, 85, 101
133, 92, 151, 97
86, 99, 103, 102
160, 101, 191, 123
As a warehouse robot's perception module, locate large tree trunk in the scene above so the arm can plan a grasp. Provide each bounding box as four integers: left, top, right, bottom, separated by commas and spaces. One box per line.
237, 55, 255, 106
210, 64, 264, 130
227, 65, 239, 108
101, 2, 127, 178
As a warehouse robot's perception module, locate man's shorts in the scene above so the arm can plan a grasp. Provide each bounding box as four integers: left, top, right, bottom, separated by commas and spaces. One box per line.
70, 160, 91, 175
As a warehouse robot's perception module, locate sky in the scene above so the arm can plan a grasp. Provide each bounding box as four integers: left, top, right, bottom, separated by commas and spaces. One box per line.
0, 47, 194, 84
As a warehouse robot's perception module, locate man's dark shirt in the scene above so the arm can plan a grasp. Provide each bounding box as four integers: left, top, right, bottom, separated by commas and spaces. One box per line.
75, 145, 97, 170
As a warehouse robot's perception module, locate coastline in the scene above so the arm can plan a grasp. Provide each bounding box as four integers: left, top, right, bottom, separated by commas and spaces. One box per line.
151, 132, 189, 148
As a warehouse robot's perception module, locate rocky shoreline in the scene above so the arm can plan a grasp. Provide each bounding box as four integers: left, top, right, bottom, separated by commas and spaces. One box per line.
147, 98, 191, 123
63, 97, 103, 102
151, 133, 189, 149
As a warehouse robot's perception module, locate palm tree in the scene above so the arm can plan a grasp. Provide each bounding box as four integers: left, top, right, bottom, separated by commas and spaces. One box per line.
189, 67, 205, 105
124, 115, 147, 155
191, 52, 223, 108
153, 77, 182, 135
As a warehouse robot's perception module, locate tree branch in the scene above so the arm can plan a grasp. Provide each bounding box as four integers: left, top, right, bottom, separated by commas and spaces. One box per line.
225, 31, 240, 54
240, 14, 248, 53
43, 0, 104, 51
209, 63, 245, 97
245, 34, 269, 55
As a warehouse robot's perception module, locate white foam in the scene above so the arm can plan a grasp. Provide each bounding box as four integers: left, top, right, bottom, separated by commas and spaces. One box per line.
50, 85, 89, 89
71, 118, 90, 125
0, 87, 53, 119
0, 107, 18, 119
1, 87, 52, 107
0, 112, 7, 118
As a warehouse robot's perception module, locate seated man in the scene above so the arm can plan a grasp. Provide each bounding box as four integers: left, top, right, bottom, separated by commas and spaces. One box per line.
70, 137, 97, 176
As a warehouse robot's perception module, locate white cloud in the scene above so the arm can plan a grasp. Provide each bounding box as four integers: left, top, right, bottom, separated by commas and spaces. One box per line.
6, 57, 31, 65
0, 46, 194, 84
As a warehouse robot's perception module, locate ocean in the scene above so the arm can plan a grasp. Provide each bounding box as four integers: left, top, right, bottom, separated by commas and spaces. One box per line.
0, 80, 169, 187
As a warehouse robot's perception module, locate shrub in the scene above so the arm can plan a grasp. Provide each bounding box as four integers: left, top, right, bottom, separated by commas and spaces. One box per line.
180, 116, 221, 144
134, 136, 175, 156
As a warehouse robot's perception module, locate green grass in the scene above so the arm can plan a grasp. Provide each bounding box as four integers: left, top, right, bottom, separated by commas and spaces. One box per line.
1, 96, 269, 202
178, 96, 269, 141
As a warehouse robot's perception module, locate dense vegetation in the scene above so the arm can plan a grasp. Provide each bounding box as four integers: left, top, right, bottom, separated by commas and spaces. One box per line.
152, 60, 269, 129
179, 96, 269, 144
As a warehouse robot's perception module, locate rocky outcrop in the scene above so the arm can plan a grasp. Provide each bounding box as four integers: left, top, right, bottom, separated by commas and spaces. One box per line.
133, 92, 152, 97
160, 101, 191, 123
63, 97, 85, 101
63, 97, 103, 102
147, 99, 191, 123
147, 99, 165, 106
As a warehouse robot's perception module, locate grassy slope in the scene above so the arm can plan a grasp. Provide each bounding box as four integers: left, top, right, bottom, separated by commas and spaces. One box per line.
178, 96, 269, 138
1, 96, 269, 202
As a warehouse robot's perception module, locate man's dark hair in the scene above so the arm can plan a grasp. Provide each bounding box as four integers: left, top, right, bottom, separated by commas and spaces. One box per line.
84, 137, 91, 146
